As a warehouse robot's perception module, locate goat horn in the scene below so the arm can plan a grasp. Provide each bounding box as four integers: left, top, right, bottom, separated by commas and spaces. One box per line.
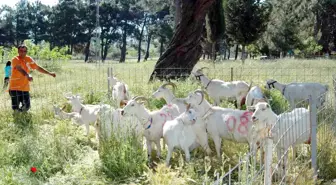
194, 89, 206, 105
197, 67, 209, 73
161, 82, 177, 90
186, 103, 191, 111
247, 80, 253, 92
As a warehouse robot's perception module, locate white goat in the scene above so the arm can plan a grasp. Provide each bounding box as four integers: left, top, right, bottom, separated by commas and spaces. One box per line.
107, 76, 119, 87
163, 105, 199, 166
152, 82, 186, 113
192, 67, 251, 109
113, 81, 130, 108
152, 84, 212, 156
251, 102, 311, 177
95, 104, 142, 142
53, 105, 80, 120
107, 75, 131, 108
265, 79, 328, 110
185, 89, 257, 158
64, 94, 101, 136
120, 96, 180, 161
245, 86, 270, 108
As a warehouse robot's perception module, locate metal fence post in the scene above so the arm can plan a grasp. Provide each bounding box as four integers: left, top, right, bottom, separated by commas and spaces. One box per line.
230, 67, 233, 81
229, 165, 231, 185
309, 95, 318, 180
264, 136, 273, 185
332, 75, 336, 128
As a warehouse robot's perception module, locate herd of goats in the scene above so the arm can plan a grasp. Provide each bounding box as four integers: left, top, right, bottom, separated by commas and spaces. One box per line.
53, 67, 329, 168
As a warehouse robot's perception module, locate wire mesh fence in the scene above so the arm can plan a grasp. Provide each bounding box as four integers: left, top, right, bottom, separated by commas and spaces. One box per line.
1, 61, 336, 184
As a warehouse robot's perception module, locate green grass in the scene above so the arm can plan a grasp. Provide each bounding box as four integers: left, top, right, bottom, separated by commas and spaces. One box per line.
0, 58, 336, 184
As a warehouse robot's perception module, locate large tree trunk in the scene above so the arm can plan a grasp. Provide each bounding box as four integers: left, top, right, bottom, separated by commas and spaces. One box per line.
318, 4, 336, 54
227, 47, 230, 60
100, 39, 104, 61
102, 43, 109, 62
174, 0, 182, 28
70, 44, 73, 55
119, 24, 127, 63
149, 0, 215, 81
241, 44, 245, 64
159, 37, 164, 57
144, 33, 152, 61
313, 9, 321, 42
137, 16, 147, 63
211, 42, 216, 60
205, 0, 223, 61
84, 40, 91, 62
235, 44, 239, 60
319, 16, 331, 53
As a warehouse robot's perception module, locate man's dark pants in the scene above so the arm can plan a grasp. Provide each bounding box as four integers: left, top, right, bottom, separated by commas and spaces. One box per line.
9, 90, 31, 112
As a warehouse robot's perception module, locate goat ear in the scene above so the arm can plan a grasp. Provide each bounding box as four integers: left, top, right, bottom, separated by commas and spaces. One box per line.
186, 104, 191, 111
120, 100, 128, 107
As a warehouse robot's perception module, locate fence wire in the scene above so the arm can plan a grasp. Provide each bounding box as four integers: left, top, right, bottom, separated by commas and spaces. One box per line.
1, 62, 336, 184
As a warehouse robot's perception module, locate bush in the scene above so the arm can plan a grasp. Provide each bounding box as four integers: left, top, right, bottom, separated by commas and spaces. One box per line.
98, 128, 148, 181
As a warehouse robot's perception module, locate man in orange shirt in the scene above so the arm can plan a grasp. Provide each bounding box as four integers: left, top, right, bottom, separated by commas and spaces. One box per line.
9, 45, 56, 112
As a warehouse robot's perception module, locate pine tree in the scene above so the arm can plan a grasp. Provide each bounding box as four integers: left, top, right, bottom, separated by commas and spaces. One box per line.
225, 0, 271, 63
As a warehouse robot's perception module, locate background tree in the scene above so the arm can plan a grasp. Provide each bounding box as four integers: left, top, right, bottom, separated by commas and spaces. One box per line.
52, 0, 81, 54
28, 1, 49, 45
0, 6, 16, 46
78, 1, 97, 62
0, 0, 335, 65
99, 2, 119, 62
225, 0, 271, 63
14, 0, 31, 46
149, 0, 215, 81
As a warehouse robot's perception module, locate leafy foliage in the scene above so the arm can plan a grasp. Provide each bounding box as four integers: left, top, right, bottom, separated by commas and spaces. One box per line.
224, 0, 271, 46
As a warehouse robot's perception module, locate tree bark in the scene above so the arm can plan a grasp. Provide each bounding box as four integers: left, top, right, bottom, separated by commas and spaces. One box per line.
119, 23, 127, 63
223, 47, 226, 60
211, 42, 216, 60
159, 36, 164, 57
227, 47, 230, 60
174, 0, 182, 28
102, 42, 109, 62
235, 44, 239, 60
149, 0, 215, 81
144, 33, 152, 61
241, 44, 245, 64
313, 9, 321, 42
137, 16, 147, 63
318, 4, 336, 54
84, 40, 91, 62
100, 39, 104, 61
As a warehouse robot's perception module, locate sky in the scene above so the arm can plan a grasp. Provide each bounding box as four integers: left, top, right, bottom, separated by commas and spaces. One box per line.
0, 0, 58, 8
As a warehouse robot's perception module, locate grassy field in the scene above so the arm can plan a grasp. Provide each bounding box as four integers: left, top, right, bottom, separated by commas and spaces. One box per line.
0, 58, 336, 185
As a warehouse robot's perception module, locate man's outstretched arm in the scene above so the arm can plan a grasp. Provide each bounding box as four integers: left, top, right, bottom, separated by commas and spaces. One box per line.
36, 65, 56, 77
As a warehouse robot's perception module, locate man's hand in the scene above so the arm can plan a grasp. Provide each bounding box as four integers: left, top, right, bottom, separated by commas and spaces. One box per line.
26, 74, 33, 81
49, 72, 56, 78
